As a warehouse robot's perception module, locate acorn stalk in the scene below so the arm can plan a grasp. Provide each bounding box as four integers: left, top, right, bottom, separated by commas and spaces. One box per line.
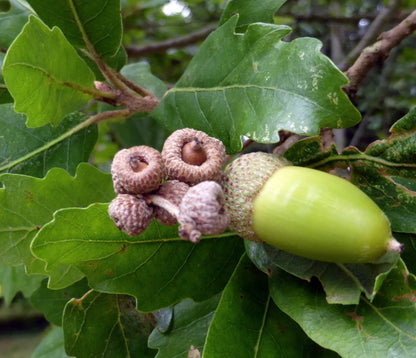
222, 152, 402, 264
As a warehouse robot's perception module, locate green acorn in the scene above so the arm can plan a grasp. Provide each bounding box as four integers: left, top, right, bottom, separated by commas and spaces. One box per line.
221, 152, 402, 263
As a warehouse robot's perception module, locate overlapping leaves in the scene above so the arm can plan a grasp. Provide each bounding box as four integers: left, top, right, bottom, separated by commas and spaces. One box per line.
270, 259, 416, 358
0, 164, 114, 270
31, 203, 245, 312
153, 16, 361, 153
0, 104, 98, 177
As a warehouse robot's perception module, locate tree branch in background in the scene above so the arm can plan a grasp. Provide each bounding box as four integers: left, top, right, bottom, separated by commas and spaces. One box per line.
338, 0, 402, 71
126, 25, 216, 57
344, 10, 416, 99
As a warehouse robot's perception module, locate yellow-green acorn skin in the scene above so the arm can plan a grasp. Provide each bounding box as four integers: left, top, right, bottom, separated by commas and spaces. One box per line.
222, 152, 399, 264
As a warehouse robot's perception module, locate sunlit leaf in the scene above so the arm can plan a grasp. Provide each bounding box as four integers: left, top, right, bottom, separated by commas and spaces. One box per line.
153, 16, 361, 153
3, 15, 95, 126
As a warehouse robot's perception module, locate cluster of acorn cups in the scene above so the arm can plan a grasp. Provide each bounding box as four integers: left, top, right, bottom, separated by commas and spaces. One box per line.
108, 128, 230, 243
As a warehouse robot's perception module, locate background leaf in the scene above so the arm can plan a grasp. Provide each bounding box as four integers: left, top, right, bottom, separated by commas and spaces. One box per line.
63, 291, 156, 358
0, 164, 114, 269
219, 0, 287, 32
2, 15, 95, 127
27, 0, 122, 60
153, 16, 361, 153
31, 326, 71, 358
148, 295, 220, 358
30, 278, 90, 326
31, 203, 245, 312
0, 104, 98, 177
269, 259, 416, 358
0, 264, 43, 304
0, 0, 30, 48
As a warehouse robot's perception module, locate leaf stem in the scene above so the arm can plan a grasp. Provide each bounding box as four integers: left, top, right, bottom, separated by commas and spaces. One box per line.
145, 194, 180, 219
67, 0, 157, 101
309, 153, 416, 170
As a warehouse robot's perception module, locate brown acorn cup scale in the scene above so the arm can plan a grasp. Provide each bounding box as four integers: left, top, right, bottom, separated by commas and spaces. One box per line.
221, 152, 402, 264
109, 128, 229, 242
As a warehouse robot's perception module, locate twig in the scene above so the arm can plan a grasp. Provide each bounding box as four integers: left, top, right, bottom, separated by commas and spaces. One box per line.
126, 25, 216, 57
344, 9, 416, 99
338, 0, 402, 71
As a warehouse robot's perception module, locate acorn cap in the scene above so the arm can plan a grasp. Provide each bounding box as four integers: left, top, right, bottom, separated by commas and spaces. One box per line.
108, 194, 154, 236
162, 128, 226, 185
111, 146, 164, 194
221, 152, 290, 242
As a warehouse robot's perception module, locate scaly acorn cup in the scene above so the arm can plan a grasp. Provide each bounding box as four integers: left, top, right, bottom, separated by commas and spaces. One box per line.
222, 152, 402, 264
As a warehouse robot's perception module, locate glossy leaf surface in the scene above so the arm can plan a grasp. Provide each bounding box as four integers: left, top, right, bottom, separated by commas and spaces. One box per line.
149, 295, 220, 357
153, 16, 361, 153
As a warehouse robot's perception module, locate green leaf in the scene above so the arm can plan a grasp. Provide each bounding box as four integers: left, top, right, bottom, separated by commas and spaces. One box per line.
121, 62, 167, 100
203, 254, 320, 358
219, 0, 287, 32
0, 163, 114, 268
153, 16, 361, 153
31, 326, 71, 358
0, 264, 43, 304
63, 291, 156, 358
27, 0, 122, 59
246, 241, 399, 305
0, 104, 98, 177
31, 203, 245, 312
284, 108, 416, 234
110, 115, 170, 152
30, 278, 90, 326
396, 233, 416, 274
148, 294, 221, 357
2, 15, 95, 127
270, 259, 416, 358
0, 0, 31, 48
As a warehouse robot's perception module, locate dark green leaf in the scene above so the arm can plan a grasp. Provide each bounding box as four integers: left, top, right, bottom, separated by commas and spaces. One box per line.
110, 115, 170, 152
0, 164, 114, 268
63, 292, 156, 358
0, 52, 13, 104
0, 104, 98, 177
270, 259, 416, 358
0, 264, 43, 304
0, 0, 30, 48
220, 0, 287, 31
261, 242, 398, 304
204, 254, 321, 358
31, 203, 245, 312
31, 326, 71, 358
2, 15, 95, 127
148, 294, 220, 357
27, 0, 122, 59
153, 16, 361, 153
396, 233, 416, 275
284, 109, 416, 234
30, 278, 90, 326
